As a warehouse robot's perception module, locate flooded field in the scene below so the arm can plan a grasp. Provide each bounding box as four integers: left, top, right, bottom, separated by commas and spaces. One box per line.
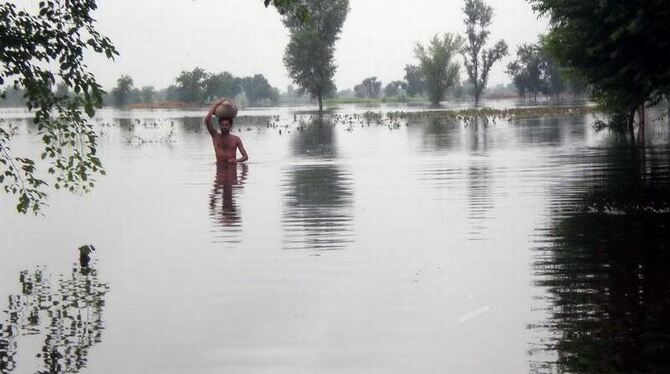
1, 104, 669, 373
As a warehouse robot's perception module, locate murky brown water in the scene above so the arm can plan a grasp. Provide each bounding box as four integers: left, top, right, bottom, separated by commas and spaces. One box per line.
1, 105, 669, 373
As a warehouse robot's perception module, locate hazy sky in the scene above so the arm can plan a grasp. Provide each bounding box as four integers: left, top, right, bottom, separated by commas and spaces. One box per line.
86, 0, 549, 92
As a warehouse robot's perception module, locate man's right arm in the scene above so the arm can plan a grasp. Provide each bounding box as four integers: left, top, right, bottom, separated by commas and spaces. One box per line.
204, 100, 222, 136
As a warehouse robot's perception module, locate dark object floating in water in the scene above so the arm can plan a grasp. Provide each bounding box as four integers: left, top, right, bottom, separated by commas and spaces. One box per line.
78, 244, 96, 268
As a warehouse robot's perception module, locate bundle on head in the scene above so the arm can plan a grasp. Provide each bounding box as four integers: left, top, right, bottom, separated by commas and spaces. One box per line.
214, 99, 238, 119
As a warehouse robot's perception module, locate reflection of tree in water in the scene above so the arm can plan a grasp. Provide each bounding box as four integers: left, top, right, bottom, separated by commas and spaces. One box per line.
413, 117, 461, 152
291, 117, 337, 158
0, 265, 109, 374
209, 164, 248, 244
530, 146, 670, 373
466, 163, 493, 240
282, 165, 354, 251
282, 116, 354, 251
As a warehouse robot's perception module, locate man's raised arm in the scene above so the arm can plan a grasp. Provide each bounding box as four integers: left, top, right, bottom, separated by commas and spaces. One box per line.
204, 100, 223, 136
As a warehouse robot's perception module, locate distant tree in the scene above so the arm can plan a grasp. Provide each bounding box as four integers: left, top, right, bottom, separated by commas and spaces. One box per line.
175, 67, 208, 103
337, 88, 355, 99
240, 74, 278, 106
353, 77, 382, 99
162, 85, 180, 102
0, 87, 26, 107
111, 75, 134, 107
506, 43, 544, 101
529, 0, 670, 133
140, 86, 156, 104
403, 64, 425, 97
0, 1, 118, 213
461, 0, 508, 106
384, 81, 405, 98
415, 34, 463, 106
543, 56, 566, 99
506, 40, 575, 101
282, 0, 349, 112
54, 82, 70, 98
204, 72, 241, 102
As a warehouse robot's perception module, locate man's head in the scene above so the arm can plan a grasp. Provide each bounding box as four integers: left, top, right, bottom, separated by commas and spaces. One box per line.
219, 117, 234, 134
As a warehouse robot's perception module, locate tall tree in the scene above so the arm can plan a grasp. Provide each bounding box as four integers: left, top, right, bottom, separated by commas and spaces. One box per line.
461, 0, 508, 107
282, 0, 349, 112
415, 34, 463, 106
240, 74, 278, 106
111, 75, 134, 107
529, 0, 670, 135
0, 0, 117, 214
354, 77, 382, 99
140, 86, 156, 104
175, 67, 208, 103
384, 81, 405, 98
505, 43, 545, 101
204, 72, 241, 102
403, 64, 425, 97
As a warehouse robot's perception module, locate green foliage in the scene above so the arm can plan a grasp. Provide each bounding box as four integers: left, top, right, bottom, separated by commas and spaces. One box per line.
111, 75, 134, 107
354, 77, 382, 99
240, 74, 278, 106
403, 64, 425, 97
461, 0, 508, 106
264, 0, 309, 23
204, 72, 241, 102
415, 34, 463, 106
140, 86, 155, 104
175, 67, 208, 103
529, 0, 670, 123
384, 81, 405, 98
506, 43, 545, 100
282, 0, 349, 112
0, 0, 118, 214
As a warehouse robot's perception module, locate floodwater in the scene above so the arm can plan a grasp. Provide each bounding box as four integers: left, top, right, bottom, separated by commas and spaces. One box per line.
1, 104, 669, 373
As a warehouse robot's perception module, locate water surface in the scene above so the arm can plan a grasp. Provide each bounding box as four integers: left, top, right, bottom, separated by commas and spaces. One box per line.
1, 105, 669, 373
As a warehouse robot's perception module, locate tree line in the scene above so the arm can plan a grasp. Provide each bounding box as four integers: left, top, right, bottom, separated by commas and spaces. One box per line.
109, 68, 279, 107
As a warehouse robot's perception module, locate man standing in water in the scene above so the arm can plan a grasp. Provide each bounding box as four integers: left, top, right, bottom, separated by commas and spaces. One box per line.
204, 99, 249, 166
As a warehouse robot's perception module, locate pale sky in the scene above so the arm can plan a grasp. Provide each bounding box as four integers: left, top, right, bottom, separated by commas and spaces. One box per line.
84, 0, 548, 92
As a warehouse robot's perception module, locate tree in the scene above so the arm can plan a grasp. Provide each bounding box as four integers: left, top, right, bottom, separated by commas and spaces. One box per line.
461, 0, 508, 107
505, 43, 545, 101
529, 0, 670, 135
111, 75, 134, 107
140, 86, 156, 104
403, 64, 425, 97
0, 0, 118, 214
175, 67, 208, 103
384, 80, 405, 98
282, 0, 349, 112
204, 72, 241, 102
415, 34, 463, 106
264, 0, 309, 22
240, 74, 278, 106
354, 77, 382, 99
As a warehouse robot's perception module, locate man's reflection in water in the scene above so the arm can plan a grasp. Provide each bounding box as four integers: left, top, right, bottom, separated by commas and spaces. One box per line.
0, 264, 109, 374
209, 163, 248, 232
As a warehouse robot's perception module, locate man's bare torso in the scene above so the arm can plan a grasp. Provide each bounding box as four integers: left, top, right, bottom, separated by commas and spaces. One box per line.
212, 134, 240, 165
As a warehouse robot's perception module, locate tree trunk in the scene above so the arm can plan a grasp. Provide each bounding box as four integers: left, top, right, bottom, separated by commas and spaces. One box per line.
474, 90, 480, 107
317, 94, 323, 113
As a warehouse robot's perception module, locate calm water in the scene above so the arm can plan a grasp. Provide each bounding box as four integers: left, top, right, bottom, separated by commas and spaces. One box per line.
1, 105, 669, 373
